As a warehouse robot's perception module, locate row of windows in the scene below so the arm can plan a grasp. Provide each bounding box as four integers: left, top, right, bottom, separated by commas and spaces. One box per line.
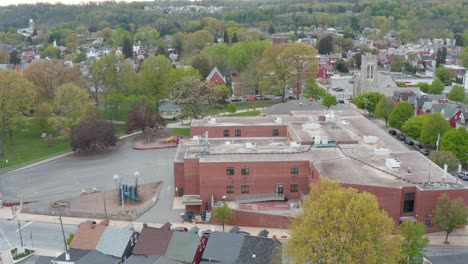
226, 184, 299, 194
226, 165, 299, 175
223, 129, 280, 137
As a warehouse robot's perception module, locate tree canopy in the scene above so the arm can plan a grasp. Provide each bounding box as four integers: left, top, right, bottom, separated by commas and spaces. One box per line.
213, 204, 233, 232
433, 193, 468, 244
440, 128, 468, 165
398, 220, 429, 264
388, 102, 414, 129
447, 85, 465, 103
354, 92, 385, 115
418, 113, 451, 146
375, 97, 395, 127
286, 178, 401, 263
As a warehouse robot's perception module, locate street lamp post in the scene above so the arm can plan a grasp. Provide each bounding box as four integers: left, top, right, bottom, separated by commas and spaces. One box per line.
113, 175, 119, 192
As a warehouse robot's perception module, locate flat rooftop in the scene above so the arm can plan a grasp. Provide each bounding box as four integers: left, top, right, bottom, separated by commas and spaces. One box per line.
176, 110, 465, 190
190, 115, 311, 127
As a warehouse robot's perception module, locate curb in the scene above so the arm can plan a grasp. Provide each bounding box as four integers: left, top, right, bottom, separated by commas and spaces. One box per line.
133, 145, 178, 150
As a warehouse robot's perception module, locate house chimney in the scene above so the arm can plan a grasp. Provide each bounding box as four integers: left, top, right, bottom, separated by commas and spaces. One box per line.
443, 164, 448, 181
143, 223, 148, 228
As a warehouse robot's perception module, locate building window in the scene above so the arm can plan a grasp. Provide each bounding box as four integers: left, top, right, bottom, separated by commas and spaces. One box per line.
403, 193, 415, 212
223, 130, 230, 137
290, 184, 299, 193
367, 64, 374, 79
273, 129, 279, 136
241, 166, 249, 175
235, 129, 241, 137
241, 185, 249, 194
291, 165, 299, 174
425, 220, 432, 227
226, 185, 234, 194
226, 167, 234, 176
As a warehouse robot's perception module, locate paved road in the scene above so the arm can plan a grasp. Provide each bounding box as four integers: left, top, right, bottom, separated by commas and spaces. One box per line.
0, 136, 177, 216
424, 245, 468, 257
0, 219, 76, 252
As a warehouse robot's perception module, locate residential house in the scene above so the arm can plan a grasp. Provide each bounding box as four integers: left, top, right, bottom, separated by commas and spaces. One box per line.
95, 224, 139, 262
158, 100, 181, 120
271, 34, 290, 45
165, 231, 204, 263
430, 103, 465, 128
52, 249, 120, 264
132, 225, 174, 256
69, 220, 108, 250
206, 67, 226, 86
200, 232, 282, 263
125, 255, 184, 264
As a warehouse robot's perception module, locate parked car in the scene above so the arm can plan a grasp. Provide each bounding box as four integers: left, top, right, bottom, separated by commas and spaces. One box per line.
456, 171, 468, 180
338, 99, 345, 104
388, 130, 397, 136
419, 149, 430, 155
180, 211, 195, 222
332, 87, 344, 92
404, 139, 414, 146
172, 226, 188, 232
396, 134, 406, 141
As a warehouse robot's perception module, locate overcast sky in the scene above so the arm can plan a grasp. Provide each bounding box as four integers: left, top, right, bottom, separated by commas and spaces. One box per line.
0, 0, 156, 6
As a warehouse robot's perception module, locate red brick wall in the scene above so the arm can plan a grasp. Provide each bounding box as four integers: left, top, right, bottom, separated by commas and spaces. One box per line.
341, 184, 403, 223
211, 209, 292, 230
191, 125, 287, 138
415, 189, 468, 232
174, 162, 184, 196
208, 72, 226, 86
198, 161, 311, 203
182, 159, 201, 195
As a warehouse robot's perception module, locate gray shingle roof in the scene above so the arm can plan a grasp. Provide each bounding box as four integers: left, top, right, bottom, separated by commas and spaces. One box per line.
201, 232, 245, 263
165, 232, 201, 263
53, 248, 91, 262
158, 100, 181, 112
124, 255, 161, 264
96, 224, 134, 258
431, 103, 461, 119
235, 236, 282, 264
77, 250, 120, 264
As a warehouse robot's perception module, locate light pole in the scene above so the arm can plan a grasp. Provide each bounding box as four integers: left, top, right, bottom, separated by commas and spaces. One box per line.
113, 175, 119, 192
222, 195, 226, 205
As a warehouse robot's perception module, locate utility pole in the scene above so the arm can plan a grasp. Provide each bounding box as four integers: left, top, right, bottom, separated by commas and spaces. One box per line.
17, 218, 24, 249
57, 207, 68, 253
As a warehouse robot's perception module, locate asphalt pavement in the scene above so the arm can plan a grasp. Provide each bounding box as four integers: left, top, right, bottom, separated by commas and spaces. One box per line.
0, 219, 76, 252
0, 136, 177, 217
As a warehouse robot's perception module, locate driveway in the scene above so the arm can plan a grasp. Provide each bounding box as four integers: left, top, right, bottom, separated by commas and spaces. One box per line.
0, 136, 179, 220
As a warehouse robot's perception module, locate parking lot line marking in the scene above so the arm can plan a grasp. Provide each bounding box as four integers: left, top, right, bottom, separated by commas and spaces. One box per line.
16, 221, 33, 232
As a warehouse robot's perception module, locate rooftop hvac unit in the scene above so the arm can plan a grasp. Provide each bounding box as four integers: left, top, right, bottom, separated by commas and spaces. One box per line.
273, 117, 283, 124
340, 120, 350, 127
290, 142, 301, 148
385, 158, 401, 170
321, 136, 328, 145
314, 136, 321, 145
245, 142, 256, 149
305, 123, 321, 130
374, 148, 391, 156
363, 136, 379, 144
192, 136, 200, 143
207, 118, 216, 125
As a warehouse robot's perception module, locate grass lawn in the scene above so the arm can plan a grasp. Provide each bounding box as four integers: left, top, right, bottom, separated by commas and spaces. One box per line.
115, 124, 128, 137
0, 121, 70, 172
170, 128, 191, 137
223, 111, 260, 117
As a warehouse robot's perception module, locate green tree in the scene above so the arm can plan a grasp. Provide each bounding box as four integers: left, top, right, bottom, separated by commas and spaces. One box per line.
459, 47, 468, 68
322, 93, 337, 108
286, 178, 401, 263
65, 33, 79, 53
226, 103, 236, 116
213, 204, 233, 232
389, 102, 414, 129
355, 92, 385, 115
317, 35, 333, 55
122, 38, 133, 59
139, 55, 173, 101
398, 220, 429, 264
111, 28, 132, 48
435, 67, 455, 86
440, 128, 468, 165
419, 113, 451, 146
54, 83, 90, 126
401, 115, 431, 140
283, 42, 319, 98
375, 97, 395, 127
134, 25, 160, 47
435, 47, 447, 67
70, 110, 117, 152
447, 85, 465, 104
417, 82, 430, 93
0, 70, 35, 156
429, 78, 444, 95
433, 194, 468, 244
303, 78, 327, 100
43, 45, 61, 58
429, 151, 460, 171
390, 56, 406, 72
171, 76, 219, 119
9, 50, 20, 65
